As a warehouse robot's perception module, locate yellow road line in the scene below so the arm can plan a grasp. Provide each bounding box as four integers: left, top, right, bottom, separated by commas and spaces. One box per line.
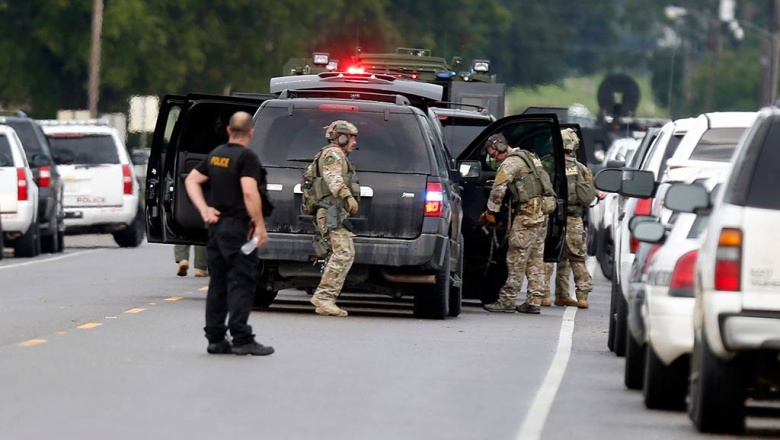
54, 331, 68, 336
18, 339, 47, 347
124, 308, 146, 314
164, 296, 183, 302
77, 323, 102, 329
199, 286, 208, 291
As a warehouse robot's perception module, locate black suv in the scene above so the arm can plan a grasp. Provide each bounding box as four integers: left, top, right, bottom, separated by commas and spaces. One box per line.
145, 72, 569, 318
0, 113, 65, 254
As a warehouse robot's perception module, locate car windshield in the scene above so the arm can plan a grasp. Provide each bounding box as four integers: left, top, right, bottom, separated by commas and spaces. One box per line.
48, 134, 120, 165
438, 116, 492, 158
251, 107, 430, 174
689, 127, 747, 162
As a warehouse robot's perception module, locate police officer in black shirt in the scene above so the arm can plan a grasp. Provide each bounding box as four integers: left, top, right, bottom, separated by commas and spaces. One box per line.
185, 111, 274, 356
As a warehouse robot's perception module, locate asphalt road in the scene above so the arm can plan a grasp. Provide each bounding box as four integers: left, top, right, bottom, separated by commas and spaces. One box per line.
0, 235, 778, 440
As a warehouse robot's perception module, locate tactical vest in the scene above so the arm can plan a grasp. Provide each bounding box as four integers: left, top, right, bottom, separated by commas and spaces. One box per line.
507, 149, 555, 206
301, 146, 359, 214
565, 156, 592, 217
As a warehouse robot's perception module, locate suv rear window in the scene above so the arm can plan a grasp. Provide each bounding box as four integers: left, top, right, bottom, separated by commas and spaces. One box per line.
48, 134, 120, 165
4, 119, 44, 156
438, 116, 491, 158
251, 106, 430, 174
742, 122, 780, 210
689, 127, 746, 162
0, 135, 12, 165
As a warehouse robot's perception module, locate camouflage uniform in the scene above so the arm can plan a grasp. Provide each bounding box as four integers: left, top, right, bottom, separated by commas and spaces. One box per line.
483, 144, 552, 314
542, 129, 596, 308
311, 123, 357, 316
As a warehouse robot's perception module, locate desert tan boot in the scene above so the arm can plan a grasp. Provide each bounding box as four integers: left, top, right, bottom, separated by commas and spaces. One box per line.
575, 294, 589, 309
310, 295, 348, 317
177, 260, 189, 277
554, 296, 579, 307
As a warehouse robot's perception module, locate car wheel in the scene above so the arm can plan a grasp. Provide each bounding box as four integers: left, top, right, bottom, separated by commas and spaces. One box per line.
448, 235, 463, 317
56, 229, 65, 253
607, 264, 619, 351
624, 328, 645, 390
253, 287, 278, 308
614, 285, 628, 357
598, 231, 613, 280
0, 219, 4, 261
688, 335, 745, 434
41, 215, 60, 254
14, 222, 40, 258
113, 206, 145, 248
643, 342, 687, 410
414, 246, 449, 320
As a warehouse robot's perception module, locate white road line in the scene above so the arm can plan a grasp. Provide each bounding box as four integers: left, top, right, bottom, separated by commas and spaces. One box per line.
516, 306, 578, 440
0, 249, 103, 270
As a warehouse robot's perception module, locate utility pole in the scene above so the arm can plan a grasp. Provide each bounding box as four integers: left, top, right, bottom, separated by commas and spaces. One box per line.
769, 0, 780, 104
705, 0, 721, 111
88, 0, 104, 118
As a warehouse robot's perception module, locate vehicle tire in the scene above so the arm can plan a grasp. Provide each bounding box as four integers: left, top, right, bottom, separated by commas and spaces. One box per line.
598, 230, 613, 280
614, 285, 628, 357
688, 335, 745, 434
643, 343, 687, 410
14, 221, 40, 258
113, 206, 145, 248
414, 246, 449, 320
624, 328, 645, 390
56, 229, 65, 253
607, 264, 619, 351
448, 236, 463, 317
253, 288, 278, 308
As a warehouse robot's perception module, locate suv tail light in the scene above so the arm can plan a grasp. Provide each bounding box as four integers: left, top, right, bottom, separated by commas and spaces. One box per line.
17, 168, 28, 201
38, 165, 51, 188
122, 164, 133, 195
669, 250, 698, 297
714, 228, 742, 291
424, 182, 443, 217
630, 198, 653, 253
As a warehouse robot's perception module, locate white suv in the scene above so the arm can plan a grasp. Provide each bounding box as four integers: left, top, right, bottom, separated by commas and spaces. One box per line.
40, 120, 144, 247
661, 105, 780, 434
0, 124, 40, 257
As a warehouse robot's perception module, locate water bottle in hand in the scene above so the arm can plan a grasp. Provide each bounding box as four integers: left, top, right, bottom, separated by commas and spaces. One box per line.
241, 236, 259, 255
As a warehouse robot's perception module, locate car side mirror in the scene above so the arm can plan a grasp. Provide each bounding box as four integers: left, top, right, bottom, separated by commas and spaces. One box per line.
459, 160, 481, 179
628, 214, 657, 233
595, 168, 655, 198
664, 183, 710, 213
30, 153, 53, 167
631, 219, 666, 244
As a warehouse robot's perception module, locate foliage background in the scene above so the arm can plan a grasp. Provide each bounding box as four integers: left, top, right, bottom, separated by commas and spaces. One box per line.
0, 0, 775, 120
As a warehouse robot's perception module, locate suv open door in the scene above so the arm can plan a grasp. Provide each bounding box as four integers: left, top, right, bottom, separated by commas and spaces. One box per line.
145, 94, 269, 244
457, 114, 567, 302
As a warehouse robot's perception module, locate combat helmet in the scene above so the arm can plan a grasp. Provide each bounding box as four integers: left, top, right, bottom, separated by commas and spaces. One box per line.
324, 120, 359, 141
485, 133, 509, 152
561, 128, 579, 152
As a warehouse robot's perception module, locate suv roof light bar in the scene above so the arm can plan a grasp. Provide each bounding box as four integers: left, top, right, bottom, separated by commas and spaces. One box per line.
36, 118, 112, 126
276, 89, 411, 106
270, 74, 443, 101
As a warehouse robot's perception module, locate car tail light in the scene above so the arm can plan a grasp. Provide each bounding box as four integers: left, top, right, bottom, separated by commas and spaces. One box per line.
630, 198, 653, 253
38, 165, 51, 188
669, 250, 698, 297
714, 228, 742, 291
424, 182, 443, 217
122, 164, 133, 195
17, 167, 28, 201
642, 244, 662, 275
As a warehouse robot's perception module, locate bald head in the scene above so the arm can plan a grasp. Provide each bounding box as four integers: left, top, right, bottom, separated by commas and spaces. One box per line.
228, 111, 254, 145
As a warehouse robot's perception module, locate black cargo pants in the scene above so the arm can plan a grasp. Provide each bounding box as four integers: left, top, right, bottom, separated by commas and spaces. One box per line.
204, 216, 258, 346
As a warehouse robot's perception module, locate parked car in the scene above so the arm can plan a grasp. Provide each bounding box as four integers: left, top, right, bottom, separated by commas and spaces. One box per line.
1, 113, 65, 253
145, 71, 570, 318
40, 120, 144, 248
0, 124, 40, 257
661, 105, 780, 434
600, 117, 694, 356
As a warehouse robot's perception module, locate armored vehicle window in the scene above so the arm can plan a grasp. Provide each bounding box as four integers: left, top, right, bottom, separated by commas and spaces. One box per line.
689, 127, 746, 162
252, 107, 430, 174
48, 134, 120, 165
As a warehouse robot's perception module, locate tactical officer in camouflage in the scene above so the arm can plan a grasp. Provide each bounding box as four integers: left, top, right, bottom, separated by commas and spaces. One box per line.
309, 120, 361, 317
541, 129, 602, 308
480, 134, 557, 314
